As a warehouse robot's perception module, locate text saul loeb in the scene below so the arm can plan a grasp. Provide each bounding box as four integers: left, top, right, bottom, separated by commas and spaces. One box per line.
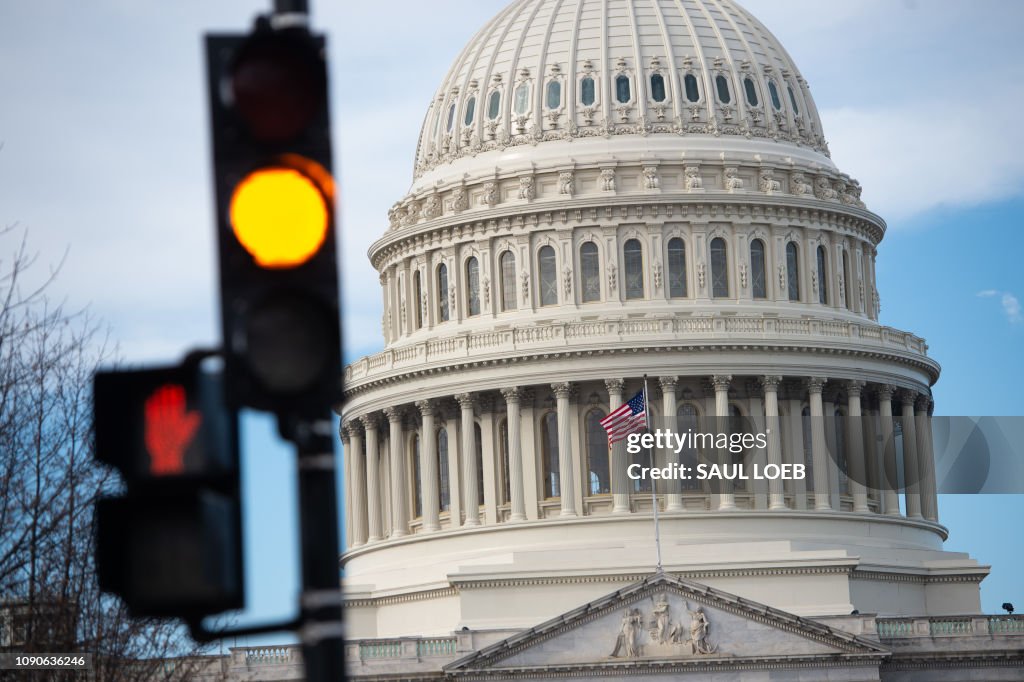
624, 429, 806, 481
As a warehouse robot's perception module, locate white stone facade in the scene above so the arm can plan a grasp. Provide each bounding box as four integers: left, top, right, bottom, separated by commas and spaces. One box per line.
211, 1, 1023, 679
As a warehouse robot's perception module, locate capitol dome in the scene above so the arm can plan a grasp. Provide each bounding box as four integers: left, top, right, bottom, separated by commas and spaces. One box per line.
339, 0, 983, 644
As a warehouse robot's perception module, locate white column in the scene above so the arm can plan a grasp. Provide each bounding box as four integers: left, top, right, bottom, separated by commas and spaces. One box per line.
713, 375, 735, 511
761, 376, 786, 510
806, 377, 832, 511
606, 379, 631, 513
416, 400, 441, 532
877, 386, 901, 516
900, 389, 923, 519
917, 397, 939, 522
345, 423, 368, 547
846, 381, 869, 513
501, 388, 527, 521
520, 389, 540, 520
456, 393, 480, 526
361, 414, 383, 542
660, 376, 683, 511
552, 382, 577, 517
480, 398, 498, 525
384, 407, 408, 538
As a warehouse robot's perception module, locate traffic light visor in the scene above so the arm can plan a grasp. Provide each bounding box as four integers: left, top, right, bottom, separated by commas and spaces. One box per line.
229, 163, 329, 269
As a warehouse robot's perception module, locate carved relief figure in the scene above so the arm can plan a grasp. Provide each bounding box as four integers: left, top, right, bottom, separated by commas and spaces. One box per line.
481, 181, 498, 207
600, 168, 616, 192
642, 166, 659, 190
559, 171, 574, 196
790, 172, 812, 196
684, 165, 703, 191
814, 176, 838, 201
519, 176, 535, 201
686, 604, 717, 655
403, 200, 420, 226
724, 167, 743, 192
451, 187, 467, 213
611, 608, 643, 657
421, 194, 441, 220
759, 169, 780, 194
651, 594, 670, 644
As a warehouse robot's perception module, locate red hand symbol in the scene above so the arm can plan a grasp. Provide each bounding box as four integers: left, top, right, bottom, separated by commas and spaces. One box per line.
144, 384, 201, 476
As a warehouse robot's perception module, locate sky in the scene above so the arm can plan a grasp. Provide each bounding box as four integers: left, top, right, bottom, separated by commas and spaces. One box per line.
1, 0, 1023, 647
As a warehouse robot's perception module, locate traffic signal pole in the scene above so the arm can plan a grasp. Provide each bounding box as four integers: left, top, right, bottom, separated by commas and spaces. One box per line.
285, 413, 345, 681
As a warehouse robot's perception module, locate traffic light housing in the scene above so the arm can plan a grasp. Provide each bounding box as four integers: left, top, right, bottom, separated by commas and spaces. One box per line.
206, 23, 341, 418
93, 359, 243, 619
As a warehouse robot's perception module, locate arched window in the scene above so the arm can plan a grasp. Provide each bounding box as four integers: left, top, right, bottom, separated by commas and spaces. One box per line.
499, 251, 517, 312
684, 74, 700, 103
788, 85, 800, 116
667, 238, 687, 298
816, 245, 829, 305
743, 77, 759, 106
585, 409, 610, 495
750, 239, 767, 300
786, 242, 800, 302
514, 83, 530, 115
463, 97, 476, 126
446, 103, 456, 132
677, 404, 701, 490
474, 423, 484, 507
715, 75, 731, 104
615, 74, 631, 103
767, 80, 782, 111
465, 257, 481, 316
498, 420, 510, 505
487, 90, 501, 120
411, 434, 422, 518
413, 270, 423, 329
539, 245, 557, 306
580, 77, 596, 106
650, 73, 666, 102
624, 239, 644, 300
842, 250, 852, 310
542, 412, 560, 498
580, 242, 601, 303
437, 263, 450, 322
546, 80, 561, 109
711, 237, 729, 298
438, 428, 450, 512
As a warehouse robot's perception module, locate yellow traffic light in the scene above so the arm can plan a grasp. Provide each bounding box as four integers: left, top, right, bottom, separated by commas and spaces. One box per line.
229, 164, 329, 269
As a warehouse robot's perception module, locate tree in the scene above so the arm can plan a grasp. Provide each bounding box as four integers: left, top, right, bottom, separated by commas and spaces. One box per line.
0, 227, 218, 681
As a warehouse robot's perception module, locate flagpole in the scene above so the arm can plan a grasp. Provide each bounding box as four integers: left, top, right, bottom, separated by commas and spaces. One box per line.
643, 374, 663, 574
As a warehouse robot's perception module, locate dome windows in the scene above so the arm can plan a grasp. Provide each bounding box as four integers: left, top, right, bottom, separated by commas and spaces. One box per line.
650, 73, 666, 103
788, 84, 800, 116
786, 242, 800, 301
743, 77, 759, 107
546, 80, 562, 109
711, 237, 729, 298
499, 251, 517, 311
715, 75, 732, 104
580, 242, 601, 303
624, 239, 645, 300
667, 238, 688, 298
437, 263, 450, 322
615, 74, 631, 104
466, 257, 481, 316
580, 76, 596, 106
446, 103, 457, 132
538, 245, 558, 306
768, 79, 783, 111
464, 97, 476, 126
750, 239, 767, 300
487, 90, 501, 120
514, 83, 530, 115
684, 74, 700, 103
816, 245, 829, 305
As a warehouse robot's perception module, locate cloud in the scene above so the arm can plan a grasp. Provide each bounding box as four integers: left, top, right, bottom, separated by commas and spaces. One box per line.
977, 290, 1023, 324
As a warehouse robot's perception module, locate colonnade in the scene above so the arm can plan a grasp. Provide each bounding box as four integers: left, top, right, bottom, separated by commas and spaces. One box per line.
341, 376, 938, 550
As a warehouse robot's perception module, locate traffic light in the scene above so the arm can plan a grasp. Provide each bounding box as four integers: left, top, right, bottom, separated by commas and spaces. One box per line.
93, 358, 243, 620
206, 22, 341, 418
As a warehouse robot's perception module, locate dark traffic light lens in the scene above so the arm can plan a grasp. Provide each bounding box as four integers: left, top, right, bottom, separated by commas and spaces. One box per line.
231, 32, 326, 143
243, 292, 336, 394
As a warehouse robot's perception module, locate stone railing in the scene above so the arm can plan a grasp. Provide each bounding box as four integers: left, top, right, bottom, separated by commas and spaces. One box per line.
877, 615, 1024, 639
232, 645, 301, 666
346, 314, 931, 385
350, 636, 459, 662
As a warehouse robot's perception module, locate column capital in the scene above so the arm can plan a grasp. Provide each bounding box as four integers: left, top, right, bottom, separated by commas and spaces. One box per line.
604, 378, 625, 395
500, 387, 522, 404
876, 384, 897, 401
711, 374, 732, 392
551, 382, 574, 399
383, 406, 404, 423
805, 376, 828, 394
339, 424, 351, 444
914, 393, 931, 412
415, 399, 436, 417
898, 388, 919, 405
845, 380, 866, 397
760, 375, 783, 392
454, 392, 477, 410
360, 413, 382, 430
658, 376, 678, 392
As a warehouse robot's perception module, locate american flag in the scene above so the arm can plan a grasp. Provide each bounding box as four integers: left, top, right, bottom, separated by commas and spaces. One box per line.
600, 390, 647, 446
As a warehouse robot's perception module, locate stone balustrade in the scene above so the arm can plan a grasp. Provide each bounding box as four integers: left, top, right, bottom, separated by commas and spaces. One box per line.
877, 615, 1024, 638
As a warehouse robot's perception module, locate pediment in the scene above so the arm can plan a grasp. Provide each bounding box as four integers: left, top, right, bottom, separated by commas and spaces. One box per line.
447, 573, 886, 675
